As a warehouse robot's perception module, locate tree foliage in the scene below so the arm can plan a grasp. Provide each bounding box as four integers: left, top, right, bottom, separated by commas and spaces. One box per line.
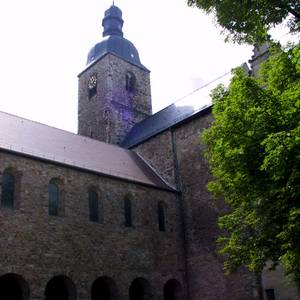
187, 0, 300, 43
202, 44, 300, 283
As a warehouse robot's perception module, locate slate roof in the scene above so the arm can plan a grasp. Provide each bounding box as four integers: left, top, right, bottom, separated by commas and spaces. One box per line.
121, 70, 234, 149
121, 103, 212, 149
86, 36, 148, 71
0, 111, 175, 191
86, 5, 148, 71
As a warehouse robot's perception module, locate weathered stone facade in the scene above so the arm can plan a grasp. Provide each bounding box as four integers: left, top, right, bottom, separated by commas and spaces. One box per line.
0, 151, 186, 299
1, 4, 298, 300
133, 112, 261, 300
78, 54, 152, 145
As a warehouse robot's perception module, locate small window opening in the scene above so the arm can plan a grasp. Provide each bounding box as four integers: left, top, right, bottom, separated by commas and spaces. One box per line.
48, 182, 59, 216
265, 289, 275, 300
125, 72, 136, 93
87, 126, 94, 138
124, 198, 132, 227
89, 86, 97, 99
158, 202, 166, 232
88, 74, 97, 99
89, 190, 99, 222
1, 172, 15, 209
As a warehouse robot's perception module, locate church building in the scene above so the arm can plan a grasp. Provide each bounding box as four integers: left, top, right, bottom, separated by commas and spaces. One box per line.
0, 4, 294, 300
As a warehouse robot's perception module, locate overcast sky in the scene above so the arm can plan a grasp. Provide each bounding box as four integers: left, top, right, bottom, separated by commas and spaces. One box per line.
0, 0, 296, 133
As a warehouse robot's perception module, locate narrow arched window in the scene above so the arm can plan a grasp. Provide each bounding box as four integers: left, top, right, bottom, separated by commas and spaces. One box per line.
124, 198, 132, 227
48, 182, 59, 216
125, 72, 136, 93
88, 74, 97, 99
89, 190, 99, 222
1, 172, 15, 208
158, 202, 166, 232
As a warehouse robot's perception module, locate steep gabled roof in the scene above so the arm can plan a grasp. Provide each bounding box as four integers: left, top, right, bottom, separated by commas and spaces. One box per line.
0, 111, 175, 191
121, 103, 212, 149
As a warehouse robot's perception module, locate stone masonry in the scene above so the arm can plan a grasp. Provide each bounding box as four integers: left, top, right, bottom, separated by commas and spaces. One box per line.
78, 54, 152, 145
133, 111, 261, 300
1, 4, 298, 300
0, 151, 186, 299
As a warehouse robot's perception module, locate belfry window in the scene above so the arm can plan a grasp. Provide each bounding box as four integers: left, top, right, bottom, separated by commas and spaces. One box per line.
88, 74, 98, 99
125, 72, 136, 93
1, 172, 15, 208
89, 190, 99, 222
48, 182, 59, 216
124, 197, 132, 227
158, 202, 166, 232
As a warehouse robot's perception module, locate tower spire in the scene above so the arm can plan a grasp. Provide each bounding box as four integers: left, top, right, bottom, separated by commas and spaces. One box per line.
102, 4, 124, 37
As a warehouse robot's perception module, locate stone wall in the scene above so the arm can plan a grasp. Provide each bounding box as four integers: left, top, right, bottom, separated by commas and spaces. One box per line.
133, 112, 261, 300
0, 151, 185, 300
262, 262, 300, 300
78, 54, 152, 145
133, 130, 176, 187
173, 114, 260, 300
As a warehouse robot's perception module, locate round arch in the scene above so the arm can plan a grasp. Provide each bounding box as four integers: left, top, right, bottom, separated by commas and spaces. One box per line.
0, 273, 30, 300
91, 276, 118, 300
129, 277, 152, 300
45, 275, 76, 300
163, 279, 183, 300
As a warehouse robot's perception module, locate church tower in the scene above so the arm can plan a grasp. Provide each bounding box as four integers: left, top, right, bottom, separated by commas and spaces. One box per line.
78, 4, 152, 145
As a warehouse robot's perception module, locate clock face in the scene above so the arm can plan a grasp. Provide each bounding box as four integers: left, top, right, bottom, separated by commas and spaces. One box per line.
88, 74, 97, 90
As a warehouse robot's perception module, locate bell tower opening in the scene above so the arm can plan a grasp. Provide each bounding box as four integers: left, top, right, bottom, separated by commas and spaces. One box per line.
78, 4, 152, 145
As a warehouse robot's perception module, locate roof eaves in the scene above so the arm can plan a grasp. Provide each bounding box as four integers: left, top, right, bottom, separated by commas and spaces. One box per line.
78, 51, 150, 77
135, 152, 178, 192
0, 147, 178, 193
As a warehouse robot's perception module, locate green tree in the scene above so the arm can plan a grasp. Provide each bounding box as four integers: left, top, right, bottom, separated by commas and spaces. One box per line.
202, 44, 300, 284
187, 0, 300, 43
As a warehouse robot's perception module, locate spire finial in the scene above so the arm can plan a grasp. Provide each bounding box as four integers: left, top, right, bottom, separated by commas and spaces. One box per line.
102, 3, 124, 37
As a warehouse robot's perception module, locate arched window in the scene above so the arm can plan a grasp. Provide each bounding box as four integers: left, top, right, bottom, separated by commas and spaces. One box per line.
91, 276, 118, 300
89, 190, 99, 222
1, 171, 15, 208
129, 278, 152, 300
88, 73, 97, 99
124, 197, 132, 227
45, 275, 76, 300
125, 72, 136, 93
163, 279, 183, 300
158, 202, 166, 232
0, 273, 30, 300
48, 182, 59, 216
